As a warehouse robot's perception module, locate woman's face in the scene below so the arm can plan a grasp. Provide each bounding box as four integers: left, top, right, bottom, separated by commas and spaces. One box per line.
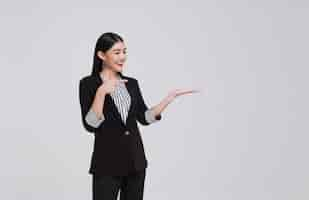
98, 41, 127, 73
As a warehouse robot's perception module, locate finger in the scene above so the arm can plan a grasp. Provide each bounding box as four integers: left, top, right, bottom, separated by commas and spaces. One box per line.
187, 89, 200, 93
119, 79, 128, 82
178, 90, 194, 93
178, 90, 199, 95
116, 79, 128, 85
185, 89, 200, 93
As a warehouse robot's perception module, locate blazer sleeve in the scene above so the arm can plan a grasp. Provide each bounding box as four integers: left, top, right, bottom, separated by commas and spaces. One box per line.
79, 78, 102, 133
135, 79, 162, 126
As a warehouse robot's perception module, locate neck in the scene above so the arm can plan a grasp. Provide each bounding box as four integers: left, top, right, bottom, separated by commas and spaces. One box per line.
100, 67, 119, 80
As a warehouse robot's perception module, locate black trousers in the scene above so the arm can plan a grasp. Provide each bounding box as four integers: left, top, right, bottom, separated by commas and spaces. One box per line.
92, 169, 146, 200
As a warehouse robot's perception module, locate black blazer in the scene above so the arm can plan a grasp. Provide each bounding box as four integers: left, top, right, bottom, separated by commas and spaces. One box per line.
79, 72, 162, 176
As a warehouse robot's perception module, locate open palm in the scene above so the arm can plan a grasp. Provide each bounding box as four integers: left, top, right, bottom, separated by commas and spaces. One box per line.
167, 89, 199, 102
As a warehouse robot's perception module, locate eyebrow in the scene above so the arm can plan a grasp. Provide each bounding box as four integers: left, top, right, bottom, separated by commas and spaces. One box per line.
112, 48, 127, 52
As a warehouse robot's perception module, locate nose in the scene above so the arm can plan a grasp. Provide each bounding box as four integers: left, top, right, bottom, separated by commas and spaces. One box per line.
120, 57, 126, 62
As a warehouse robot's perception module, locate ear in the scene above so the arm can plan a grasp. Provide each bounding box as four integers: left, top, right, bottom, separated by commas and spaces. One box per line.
97, 51, 105, 61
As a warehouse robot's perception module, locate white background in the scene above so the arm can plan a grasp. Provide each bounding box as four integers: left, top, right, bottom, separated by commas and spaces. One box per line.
0, 0, 308, 199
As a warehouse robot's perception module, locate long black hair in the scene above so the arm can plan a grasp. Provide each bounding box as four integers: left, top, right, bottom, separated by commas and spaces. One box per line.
91, 32, 124, 76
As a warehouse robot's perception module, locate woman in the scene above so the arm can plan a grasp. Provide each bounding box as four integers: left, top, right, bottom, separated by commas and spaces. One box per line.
79, 32, 198, 200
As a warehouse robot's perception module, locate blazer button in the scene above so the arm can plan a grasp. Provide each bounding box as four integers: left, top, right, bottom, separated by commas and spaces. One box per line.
125, 131, 130, 135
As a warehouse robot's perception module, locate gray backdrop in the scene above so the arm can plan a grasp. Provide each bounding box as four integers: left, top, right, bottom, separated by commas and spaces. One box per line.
1, 0, 308, 199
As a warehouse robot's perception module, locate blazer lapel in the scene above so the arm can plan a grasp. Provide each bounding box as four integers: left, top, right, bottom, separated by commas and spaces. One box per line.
121, 74, 134, 125
118, 73, 135, 126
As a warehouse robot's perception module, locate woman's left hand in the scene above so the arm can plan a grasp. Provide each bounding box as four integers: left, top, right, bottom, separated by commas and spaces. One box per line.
166, 89, 199, 103
149, 89, 200, 117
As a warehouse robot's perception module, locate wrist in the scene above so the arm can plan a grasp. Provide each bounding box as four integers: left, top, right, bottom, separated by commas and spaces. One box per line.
165, 95, 174, 104
96, 88, 107, 99
100, 90, 107, 98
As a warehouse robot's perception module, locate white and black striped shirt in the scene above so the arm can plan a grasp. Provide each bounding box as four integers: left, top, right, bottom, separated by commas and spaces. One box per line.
85, 77, 158, 128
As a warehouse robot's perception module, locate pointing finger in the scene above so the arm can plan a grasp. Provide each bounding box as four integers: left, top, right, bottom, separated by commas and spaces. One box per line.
119, 79, 128, 83
116, 79, 128, 85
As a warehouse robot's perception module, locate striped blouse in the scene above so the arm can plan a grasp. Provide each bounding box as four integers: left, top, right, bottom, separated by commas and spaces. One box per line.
85, 76, 158, 128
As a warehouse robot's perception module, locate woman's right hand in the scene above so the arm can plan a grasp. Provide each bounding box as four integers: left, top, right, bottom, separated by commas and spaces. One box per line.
98, 78, 128, 95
